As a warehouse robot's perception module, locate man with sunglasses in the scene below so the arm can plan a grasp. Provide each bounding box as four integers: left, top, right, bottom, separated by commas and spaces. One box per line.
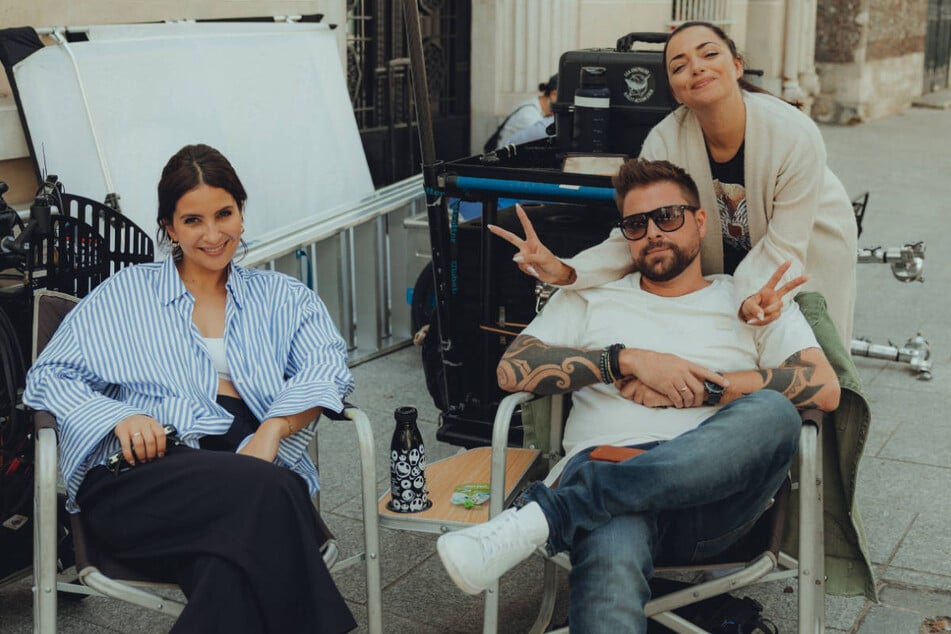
437, 159, 840, 632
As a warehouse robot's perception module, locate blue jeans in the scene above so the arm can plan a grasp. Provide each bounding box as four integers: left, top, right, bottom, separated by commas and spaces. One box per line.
515, 391, 801, 633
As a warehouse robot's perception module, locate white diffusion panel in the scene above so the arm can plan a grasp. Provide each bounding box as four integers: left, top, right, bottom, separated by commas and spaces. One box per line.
13, 24, 373, 250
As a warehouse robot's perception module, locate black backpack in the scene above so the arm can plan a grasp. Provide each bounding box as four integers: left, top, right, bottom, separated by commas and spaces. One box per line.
646, 578, 779, 634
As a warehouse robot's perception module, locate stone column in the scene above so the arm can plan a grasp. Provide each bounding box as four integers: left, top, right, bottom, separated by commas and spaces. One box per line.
744, 0, 789, 97
798, 0, 821, 96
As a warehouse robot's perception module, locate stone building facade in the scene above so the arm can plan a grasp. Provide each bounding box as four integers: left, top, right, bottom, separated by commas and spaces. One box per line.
1, 0, 946, 205
813, 0, 930, 124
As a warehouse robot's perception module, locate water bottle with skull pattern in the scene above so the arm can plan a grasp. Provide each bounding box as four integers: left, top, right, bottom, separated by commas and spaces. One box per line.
387, 406, 432, 513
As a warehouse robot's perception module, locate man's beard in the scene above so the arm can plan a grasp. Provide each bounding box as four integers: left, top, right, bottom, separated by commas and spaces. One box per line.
635, 239, 700, 282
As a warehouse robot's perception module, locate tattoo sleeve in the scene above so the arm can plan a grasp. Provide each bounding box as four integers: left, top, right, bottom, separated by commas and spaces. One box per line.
497, 335, 602, 395
751, 350, 824, 408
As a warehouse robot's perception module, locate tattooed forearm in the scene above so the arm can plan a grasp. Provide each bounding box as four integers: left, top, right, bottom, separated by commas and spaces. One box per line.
716, 348, 840, 412
497, 335, 602, 395
751, 350, 825, 408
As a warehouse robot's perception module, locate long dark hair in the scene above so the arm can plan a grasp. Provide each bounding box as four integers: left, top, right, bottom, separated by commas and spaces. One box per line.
156, 144, 248, 253
663, 21, 801, 108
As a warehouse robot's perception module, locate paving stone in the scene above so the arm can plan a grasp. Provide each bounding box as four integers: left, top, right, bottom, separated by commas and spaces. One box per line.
856, 458, 951, 513
879, 567, 951, 594
891, 513, 951, 578
857, 603, 930, 633
912, 89, 951, 109
878, 584, 951, 619
857, 502, 917, 565
328, 513, 441, 604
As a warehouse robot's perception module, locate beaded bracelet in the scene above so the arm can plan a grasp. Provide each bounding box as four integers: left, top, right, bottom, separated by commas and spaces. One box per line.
599, 347, 614, 384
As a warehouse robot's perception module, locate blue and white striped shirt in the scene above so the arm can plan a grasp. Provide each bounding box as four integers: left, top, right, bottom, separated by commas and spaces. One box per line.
23, 257, 354, 512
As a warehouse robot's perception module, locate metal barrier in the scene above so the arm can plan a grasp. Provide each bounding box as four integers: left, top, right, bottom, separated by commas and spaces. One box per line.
244, 175, 426, 365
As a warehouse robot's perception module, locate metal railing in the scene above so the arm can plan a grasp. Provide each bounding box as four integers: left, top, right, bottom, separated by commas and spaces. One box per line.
670, 0, 735, 28
244, 175, 426, 365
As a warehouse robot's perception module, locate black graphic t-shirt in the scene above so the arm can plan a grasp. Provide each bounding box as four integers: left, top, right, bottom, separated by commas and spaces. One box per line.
708, 142, 750, 275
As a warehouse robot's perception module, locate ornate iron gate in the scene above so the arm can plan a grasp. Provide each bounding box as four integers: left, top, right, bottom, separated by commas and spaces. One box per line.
347, 0, 471, 187
925, 0, 951, 92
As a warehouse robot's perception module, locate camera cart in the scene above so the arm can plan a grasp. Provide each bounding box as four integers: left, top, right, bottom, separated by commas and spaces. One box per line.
0, 177, 153, 587
414, 142, 622, 447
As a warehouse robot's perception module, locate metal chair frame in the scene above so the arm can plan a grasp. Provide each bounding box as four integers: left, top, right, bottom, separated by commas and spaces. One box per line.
482, 391, 825, 634
30, 289, 383, 634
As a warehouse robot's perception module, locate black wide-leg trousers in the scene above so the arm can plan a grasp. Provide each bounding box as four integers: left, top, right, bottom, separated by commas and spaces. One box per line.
77, 446, 356, 633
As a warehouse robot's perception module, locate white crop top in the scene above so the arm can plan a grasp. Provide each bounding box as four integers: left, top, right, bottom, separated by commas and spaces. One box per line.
203, 337, 233, 382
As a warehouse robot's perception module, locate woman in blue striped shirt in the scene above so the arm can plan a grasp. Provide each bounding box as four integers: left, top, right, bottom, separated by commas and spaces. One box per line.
25, 144, 357, 632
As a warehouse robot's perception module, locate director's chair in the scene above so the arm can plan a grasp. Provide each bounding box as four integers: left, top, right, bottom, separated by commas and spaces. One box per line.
485, 391, 824, 633
31, 290, 383, 634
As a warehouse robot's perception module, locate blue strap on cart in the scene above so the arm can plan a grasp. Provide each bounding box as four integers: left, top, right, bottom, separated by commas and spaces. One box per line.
448, 176, 615, 202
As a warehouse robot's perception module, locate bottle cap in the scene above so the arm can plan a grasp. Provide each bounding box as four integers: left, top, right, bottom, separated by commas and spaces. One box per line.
394, 406, 418, 423
579, 66, 607, 88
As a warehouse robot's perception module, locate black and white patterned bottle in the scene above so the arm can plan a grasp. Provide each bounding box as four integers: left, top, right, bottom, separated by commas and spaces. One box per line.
388, 406, 432, 513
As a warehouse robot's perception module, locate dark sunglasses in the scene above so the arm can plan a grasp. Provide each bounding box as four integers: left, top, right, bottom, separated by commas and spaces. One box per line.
617, 205, 699, 241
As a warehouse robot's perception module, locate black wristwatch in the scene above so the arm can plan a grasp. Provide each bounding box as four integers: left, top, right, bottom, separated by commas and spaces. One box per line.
703, 378, 725, 406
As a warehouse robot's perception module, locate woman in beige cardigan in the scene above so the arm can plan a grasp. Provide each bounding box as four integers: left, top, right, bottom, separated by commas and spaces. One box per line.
492, 22, 857, 345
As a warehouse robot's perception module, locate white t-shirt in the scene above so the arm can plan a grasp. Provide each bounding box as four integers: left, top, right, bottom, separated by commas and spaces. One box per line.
499, 115, 554, 147
521, 274, 818, 461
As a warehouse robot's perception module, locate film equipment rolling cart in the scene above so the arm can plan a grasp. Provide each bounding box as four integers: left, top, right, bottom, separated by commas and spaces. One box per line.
419, 142, 623, 448
417, 32, 677, 448
0, 176, 153, 587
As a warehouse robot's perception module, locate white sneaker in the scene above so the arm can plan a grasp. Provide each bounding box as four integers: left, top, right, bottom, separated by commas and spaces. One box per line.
436, 502, 549, 595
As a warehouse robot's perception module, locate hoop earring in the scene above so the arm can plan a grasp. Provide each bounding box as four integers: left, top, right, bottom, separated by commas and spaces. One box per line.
236, 237, 249, 263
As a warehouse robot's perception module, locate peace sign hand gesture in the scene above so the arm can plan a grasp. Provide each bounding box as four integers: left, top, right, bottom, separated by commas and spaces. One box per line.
487, 204, 577, 286
740, 261, 808, 326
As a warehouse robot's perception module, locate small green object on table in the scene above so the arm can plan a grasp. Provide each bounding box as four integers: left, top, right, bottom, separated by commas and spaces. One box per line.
450, 482, 490, 508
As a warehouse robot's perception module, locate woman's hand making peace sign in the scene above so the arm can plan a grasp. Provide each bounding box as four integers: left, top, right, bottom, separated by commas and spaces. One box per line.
739, 261, 808, 326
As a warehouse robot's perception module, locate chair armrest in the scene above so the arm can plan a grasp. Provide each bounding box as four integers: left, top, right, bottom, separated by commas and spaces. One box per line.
33, 409, 58, 432
316, 402, 383, 630
33, 410, 60, 617
489, 392, 537, 518
799, 408, 824, 429
321, 401, 355, 422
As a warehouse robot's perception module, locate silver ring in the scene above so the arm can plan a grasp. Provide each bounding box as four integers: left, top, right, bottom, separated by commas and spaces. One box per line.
679, 387, 690, 393
133, 432, 142, 437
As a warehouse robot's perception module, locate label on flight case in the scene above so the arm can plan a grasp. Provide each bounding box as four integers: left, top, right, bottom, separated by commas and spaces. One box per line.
624, 66, 655, 103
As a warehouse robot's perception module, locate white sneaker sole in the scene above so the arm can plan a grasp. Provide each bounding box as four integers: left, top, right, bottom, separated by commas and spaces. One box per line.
436, 536, 484, 596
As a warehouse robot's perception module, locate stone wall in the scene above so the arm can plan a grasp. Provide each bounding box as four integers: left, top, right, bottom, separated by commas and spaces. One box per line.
816, 0, 866, 64
813, 52, 925, 123
815, 0, 928, 123
867, 0, 927, 59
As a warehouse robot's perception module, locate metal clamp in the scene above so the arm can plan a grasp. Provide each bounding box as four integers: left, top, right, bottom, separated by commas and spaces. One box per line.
856, 242, 926, 283
851, 334, 933, 380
